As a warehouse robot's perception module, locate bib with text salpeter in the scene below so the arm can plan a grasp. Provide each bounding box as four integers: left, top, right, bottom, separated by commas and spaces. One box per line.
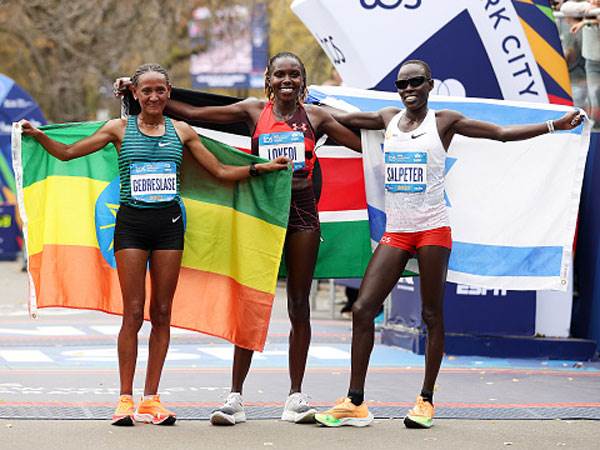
384, 151, 427, 193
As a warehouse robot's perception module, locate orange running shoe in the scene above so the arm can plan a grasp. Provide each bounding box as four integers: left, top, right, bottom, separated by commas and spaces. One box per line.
111, 395, 135, 426
134, 395, 176, 425
314, 397, 374, 427
403, 395, 435, 429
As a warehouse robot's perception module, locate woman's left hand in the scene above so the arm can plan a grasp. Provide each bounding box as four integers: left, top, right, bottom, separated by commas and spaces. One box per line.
554, 110, 585, 131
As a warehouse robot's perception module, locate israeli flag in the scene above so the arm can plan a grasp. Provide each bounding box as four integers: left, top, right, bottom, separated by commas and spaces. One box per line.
309, 85, 590, 291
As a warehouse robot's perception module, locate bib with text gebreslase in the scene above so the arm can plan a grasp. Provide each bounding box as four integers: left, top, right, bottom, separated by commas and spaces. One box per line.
130, 161, 177, 203
385, 151, 428, 193
258, 131, 305, 171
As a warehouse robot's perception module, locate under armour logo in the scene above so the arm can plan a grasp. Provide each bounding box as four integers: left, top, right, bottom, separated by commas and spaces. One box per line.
292, 123, 308, 133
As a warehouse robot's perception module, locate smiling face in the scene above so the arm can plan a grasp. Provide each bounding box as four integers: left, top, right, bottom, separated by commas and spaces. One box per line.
268, 56, 305, 103
132, 71, 170, 115
396, 63, 433, 111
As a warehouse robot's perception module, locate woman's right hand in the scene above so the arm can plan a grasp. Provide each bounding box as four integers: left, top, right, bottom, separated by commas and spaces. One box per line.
257, 156, 291, 173
570, 20, 586, 34
20, 120, 41, 137
113, 77, 132, 97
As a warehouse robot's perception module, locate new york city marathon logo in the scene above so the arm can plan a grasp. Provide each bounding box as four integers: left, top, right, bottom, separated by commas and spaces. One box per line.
360, 0, 422, 10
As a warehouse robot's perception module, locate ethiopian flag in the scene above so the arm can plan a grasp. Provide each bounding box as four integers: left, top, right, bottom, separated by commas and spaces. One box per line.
12, 121, 292, 351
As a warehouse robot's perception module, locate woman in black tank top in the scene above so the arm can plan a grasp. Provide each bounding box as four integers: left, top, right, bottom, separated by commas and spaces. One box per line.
161, 52, 362, 425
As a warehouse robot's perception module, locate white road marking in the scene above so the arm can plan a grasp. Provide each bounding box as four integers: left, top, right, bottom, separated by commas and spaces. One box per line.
0, 350, 53, 362
197, 347, 233, 360
89, 325, 120, 335
60, 348, 201, 362
308, 347, 350, 359
91, 325, 196, 336
0, 326, 86, 336
196, 346, 349, 361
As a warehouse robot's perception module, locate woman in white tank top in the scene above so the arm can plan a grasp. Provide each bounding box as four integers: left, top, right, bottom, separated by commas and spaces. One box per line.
315, 60, 584, 429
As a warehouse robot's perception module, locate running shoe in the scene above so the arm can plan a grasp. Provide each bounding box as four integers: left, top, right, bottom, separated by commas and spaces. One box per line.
134, 394, 176, 425
111, 394, 135, 426
281, 392, 317, 423
403, 395, 434, 429
314, 397, 374, 427
210, 392, 246, 426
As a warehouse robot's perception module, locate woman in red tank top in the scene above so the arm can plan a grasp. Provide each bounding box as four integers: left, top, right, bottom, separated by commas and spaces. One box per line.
165, 52, 362, 425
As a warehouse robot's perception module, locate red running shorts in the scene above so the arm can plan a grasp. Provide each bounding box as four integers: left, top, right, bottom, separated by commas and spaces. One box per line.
379, 226, 452, 254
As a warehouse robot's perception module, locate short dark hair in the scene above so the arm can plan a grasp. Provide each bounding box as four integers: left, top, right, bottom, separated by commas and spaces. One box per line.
264, 52, 307, 103
131, 63, 171, 87
399, 60, 432, 79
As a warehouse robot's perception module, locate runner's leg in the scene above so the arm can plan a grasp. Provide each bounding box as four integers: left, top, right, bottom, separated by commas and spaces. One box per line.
116, 248, 150, 395
232, 346, 253, 393
284, 229, 320, 393
349, 244, 411, 395
415, 245, 450, 397
144, 249, 183, 395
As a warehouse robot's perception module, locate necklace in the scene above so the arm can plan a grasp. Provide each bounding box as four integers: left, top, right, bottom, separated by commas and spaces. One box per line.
273, 105, 297, 122
138, 116, 164, 129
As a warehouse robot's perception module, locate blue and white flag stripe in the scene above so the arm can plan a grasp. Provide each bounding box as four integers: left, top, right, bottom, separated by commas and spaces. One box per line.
311, 85, 590, 291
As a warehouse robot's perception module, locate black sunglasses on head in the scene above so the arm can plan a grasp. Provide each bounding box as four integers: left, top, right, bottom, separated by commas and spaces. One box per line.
394, 76, 430, 90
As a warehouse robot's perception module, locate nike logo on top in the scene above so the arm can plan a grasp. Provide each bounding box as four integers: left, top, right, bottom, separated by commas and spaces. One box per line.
411, 132, 427, 139
158, 142, 170, 147
172, 215, 181, 223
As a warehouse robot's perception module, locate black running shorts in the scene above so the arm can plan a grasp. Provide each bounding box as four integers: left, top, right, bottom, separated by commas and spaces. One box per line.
114, 203, 184, 252
288, 185, 320, 234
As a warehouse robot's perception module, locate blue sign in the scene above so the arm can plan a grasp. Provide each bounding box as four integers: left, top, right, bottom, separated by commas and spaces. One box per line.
0, 204, 19, 260
388, 278, 536, 336
190, 3, 269, 89
0, 74, 46, 203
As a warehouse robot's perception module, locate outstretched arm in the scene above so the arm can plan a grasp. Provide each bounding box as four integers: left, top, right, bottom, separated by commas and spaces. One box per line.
21, 119, 123, 161
166, 98, 259, 125
309, 107, 362, 152
176, 122, 289, 181
445, 109, 584, 142
326, 106, 398, 130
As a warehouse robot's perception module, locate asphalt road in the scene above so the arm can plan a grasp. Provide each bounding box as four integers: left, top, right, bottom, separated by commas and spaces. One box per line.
1, 260, 599, 449
1, 418, 598, 450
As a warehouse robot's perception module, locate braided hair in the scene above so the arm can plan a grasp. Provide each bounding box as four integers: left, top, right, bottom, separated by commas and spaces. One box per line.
131, 63, 171, 87
264, 52, 308, 104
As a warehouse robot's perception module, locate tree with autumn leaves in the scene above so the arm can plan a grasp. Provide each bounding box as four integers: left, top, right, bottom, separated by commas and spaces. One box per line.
0, 0, 333, 122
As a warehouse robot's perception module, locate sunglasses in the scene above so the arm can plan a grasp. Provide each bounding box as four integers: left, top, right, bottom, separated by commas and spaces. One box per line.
394, 76, 430, 90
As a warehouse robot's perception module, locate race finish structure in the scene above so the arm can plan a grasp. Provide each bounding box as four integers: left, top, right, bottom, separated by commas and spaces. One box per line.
292, 0, 572, 105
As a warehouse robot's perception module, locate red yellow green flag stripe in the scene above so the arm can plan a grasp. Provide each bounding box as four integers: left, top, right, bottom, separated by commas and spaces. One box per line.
12, 121, 292, 351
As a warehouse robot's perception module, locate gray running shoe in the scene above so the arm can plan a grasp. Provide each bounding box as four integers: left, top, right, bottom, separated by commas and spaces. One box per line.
210, 392, 246, 426
281, 392, 317, 423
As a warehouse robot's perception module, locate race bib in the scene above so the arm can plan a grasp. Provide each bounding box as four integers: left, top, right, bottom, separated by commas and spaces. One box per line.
258, 131, 306, 171
385, 151, 427, 193
130, 161, 177, 203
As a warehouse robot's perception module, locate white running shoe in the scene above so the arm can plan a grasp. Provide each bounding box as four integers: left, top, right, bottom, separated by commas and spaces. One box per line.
210, 392, 246, 426
281, 392, 317, 423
